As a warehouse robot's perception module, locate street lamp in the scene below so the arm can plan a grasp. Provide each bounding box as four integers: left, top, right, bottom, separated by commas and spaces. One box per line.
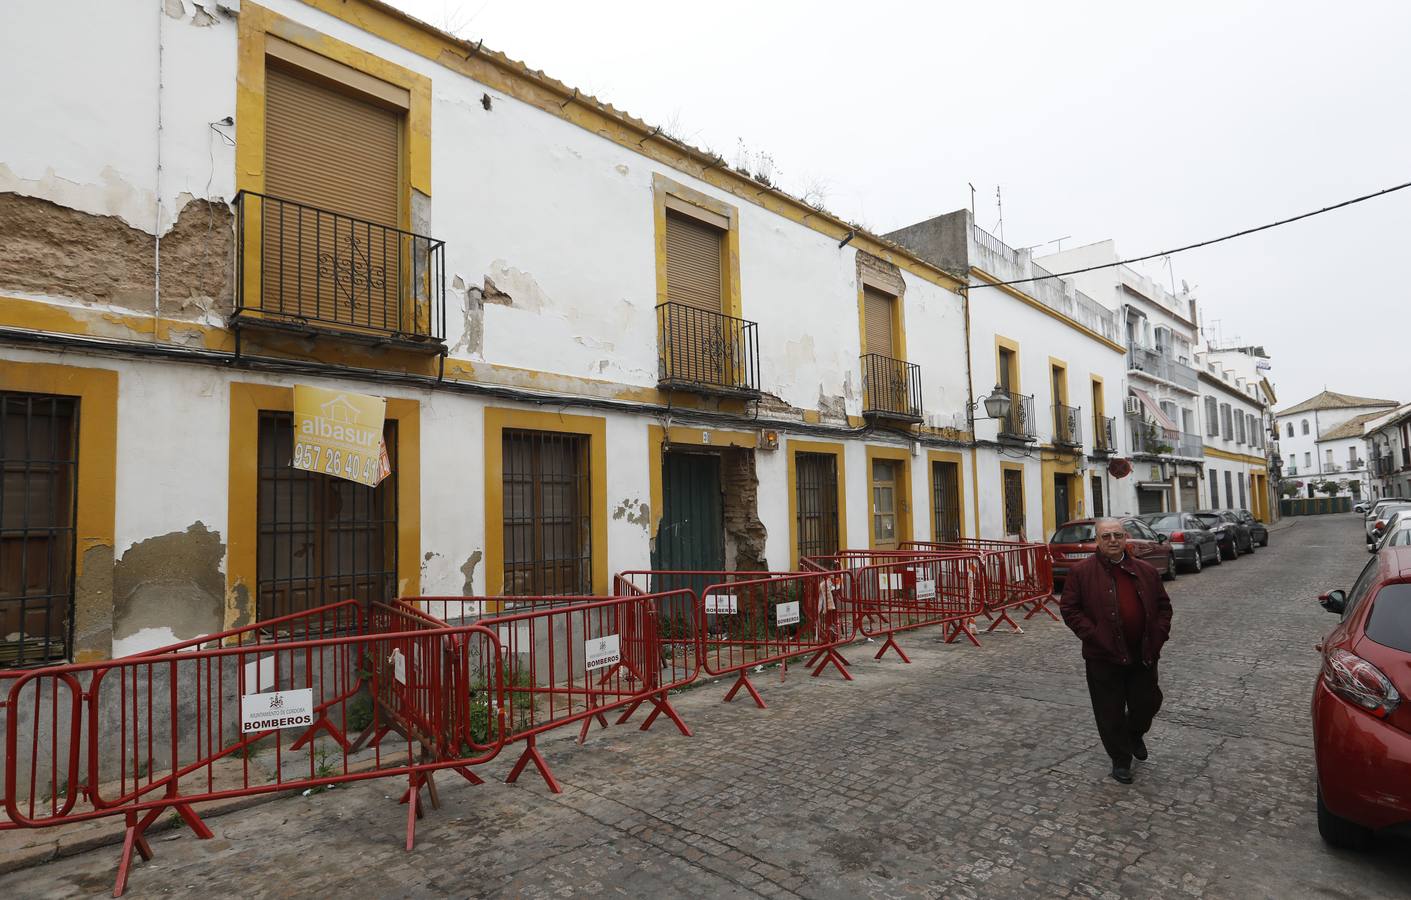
972, 384, 1012, 420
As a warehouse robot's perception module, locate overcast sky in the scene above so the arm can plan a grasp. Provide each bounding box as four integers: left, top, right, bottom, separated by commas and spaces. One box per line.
390, 0, 1411, 410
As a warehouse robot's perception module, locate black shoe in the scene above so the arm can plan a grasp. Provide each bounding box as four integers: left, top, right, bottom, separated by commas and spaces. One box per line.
1131, 736, 1148, 762
1110, 765, 1133, 784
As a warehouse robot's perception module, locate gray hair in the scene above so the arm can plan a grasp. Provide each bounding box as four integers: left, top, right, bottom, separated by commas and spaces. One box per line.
1094, 517, 1125, 533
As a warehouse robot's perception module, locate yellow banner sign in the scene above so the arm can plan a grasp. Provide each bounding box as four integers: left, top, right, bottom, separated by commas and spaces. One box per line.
291, 385, 390, 487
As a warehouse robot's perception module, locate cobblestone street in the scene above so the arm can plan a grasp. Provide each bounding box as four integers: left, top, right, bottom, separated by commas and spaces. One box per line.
6, 514, 1409, 899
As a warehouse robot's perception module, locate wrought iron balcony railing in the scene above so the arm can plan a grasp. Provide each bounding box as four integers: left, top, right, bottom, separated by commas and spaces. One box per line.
1127, 344, 1199, 391
1374, 455, 1395, 477
1053, 403, 1083, 447
233, 191, 445, 348
1093, 415, 1117, 454
860, 354, 923, 422
996, 391, 1036, 441
656, 302, 761, 397
1126, 415, 1205, 458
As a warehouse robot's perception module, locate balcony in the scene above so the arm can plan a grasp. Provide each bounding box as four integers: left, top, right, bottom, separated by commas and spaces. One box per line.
1092, 415, 1117, 455
232, 191, 445, 349
1375, 456, 1395, 477
1127, 416, 1204, 458
1403, 448, 1411, 471
860, 354, 923, 423
1126, 345, 1199, 392
1053, 403, 1083, 448
996, 391, 1037, 442
1325, 463, 1343, 473
656, 302, 761, 398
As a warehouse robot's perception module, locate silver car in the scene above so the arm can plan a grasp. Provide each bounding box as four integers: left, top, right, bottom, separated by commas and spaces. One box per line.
1367, 502, 1411, 548
1365, 499, 1411, 542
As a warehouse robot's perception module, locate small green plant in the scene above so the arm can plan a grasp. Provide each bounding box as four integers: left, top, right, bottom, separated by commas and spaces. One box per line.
346, 694, 374, 733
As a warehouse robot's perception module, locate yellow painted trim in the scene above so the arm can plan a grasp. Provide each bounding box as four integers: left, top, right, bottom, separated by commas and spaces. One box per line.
999, 460, 1027, 538
1090, 374, 1105, 419
1040, 455, 1082, 539
864, 445, 913, 548
970, 268, 1126, 353
1202, 445, 1269, 467
652, 172, 742, 320
926, 449, 968, 540
1048, 357, 1068, 405
227, 383, 421, 628
237, 3, 432, 203
785, 439, 849, 567
969, 447, 982, 538
291, 0, 966, 295
856, 280, 908, 362
483, 407, 608, 596
646, 424, 757, 540
994, 334, 1021, 394
0, 360, 117, 662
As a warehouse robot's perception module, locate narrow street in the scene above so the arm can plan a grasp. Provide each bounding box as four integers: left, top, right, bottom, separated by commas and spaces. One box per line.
6, 515, 1408, 899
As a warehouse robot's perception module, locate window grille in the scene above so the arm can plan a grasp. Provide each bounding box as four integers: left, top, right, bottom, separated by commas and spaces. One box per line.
503, 430, 592, 596
795, 452, 840, 559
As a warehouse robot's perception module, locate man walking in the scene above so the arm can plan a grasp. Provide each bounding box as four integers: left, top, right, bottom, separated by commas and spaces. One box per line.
1058, 518, 1173, 784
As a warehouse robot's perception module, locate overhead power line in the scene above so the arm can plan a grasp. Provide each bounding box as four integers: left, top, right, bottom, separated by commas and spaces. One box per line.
965, 178, 1411, 291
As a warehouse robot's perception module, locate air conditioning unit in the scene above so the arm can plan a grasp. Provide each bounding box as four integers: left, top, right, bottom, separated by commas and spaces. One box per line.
1124, 396, 1142, 415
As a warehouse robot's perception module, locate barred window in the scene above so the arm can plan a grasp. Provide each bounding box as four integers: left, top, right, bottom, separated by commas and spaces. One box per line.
1, 393, 78, 667
503, 430, 591, 595
1003, 468, 1025, 537
257, 412, 397, 621
795, 452, 840, 559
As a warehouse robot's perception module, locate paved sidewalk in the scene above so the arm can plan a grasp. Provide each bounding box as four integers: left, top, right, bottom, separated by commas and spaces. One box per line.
4, 515, 1408, 898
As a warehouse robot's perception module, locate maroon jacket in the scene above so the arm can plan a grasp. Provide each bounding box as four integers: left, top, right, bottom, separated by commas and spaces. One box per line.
1059, 552, 1173, 666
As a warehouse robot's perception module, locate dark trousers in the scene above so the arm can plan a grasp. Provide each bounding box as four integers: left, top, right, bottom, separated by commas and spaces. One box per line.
1084, 658, 1163, 767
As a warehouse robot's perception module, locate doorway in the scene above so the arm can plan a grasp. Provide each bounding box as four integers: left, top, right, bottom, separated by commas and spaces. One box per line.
871, 458, 901, 550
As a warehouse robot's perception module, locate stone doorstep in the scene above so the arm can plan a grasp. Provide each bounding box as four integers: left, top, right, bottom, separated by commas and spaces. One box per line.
0, 739, 421, 877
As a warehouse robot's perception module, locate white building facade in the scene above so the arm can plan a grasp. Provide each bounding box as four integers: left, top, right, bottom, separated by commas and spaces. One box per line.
886, 211, 1129, 540
1038, 242, 1205, 515
1194, 352, 1274, 519
1, 0, 983, 662
1275, 392, 1397, 501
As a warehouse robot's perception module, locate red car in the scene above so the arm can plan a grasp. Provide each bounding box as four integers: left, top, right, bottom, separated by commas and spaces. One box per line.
1313, 547, 1411, 847
1049, 516, 1177, 590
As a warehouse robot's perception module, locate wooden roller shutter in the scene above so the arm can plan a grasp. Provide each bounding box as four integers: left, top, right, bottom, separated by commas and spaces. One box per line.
263, 64, 403, 331
664, 210, 727, 384
863, 287, 895, 357
665, 211, 724, 312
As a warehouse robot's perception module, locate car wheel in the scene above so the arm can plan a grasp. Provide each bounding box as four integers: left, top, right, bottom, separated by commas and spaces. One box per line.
1260, 535, 1269, 547
1163, 555, 1176, 581
1209, 544, 1222, 565
1317, 786, 1373, 850
1225, 540, 1238, 560
1189, 550, 1203, 574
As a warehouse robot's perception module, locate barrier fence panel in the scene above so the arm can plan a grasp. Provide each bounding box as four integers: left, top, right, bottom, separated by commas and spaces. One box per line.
801, 551, 985, 660
618, 570, 859, 708
393, 591, 698, 794
903, 540, 1056, 631
3, 603, 507, 896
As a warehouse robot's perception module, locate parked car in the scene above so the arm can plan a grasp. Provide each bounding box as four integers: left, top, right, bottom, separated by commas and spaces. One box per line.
1367, 502, 1411, 550
1232, 508, 1269, 548
1049, 516, 1176, 589
1375, 512, 1411, 550
1137, 512, 1221, 573
1365, 499, 1410, 543
1354, 501, 1371, 514
1193, 510, 1251, 559
1312, 548, 1411, 848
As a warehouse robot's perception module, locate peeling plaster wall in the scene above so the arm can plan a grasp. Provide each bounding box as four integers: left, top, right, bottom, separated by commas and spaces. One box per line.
1, 0, 237, 232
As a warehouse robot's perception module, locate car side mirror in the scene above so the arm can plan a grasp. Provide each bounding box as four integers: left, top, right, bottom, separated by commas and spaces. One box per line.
1318, 589, 1346, 614
1156, 533, 1168, 543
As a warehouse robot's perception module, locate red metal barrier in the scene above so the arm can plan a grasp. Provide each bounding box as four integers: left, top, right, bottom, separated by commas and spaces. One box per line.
802, 551, 985, 660
393, 591, 698, 794
617, 570, 858, 709
903, 539, 1056, 632
2, 603, 507, 896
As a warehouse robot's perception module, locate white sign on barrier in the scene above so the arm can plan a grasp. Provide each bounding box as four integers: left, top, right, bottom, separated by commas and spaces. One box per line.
916, 578, 937, 600
241, 688, 314, 734
585, 634, 621, 671
390, 648, 407, 684
879, 573, 903, 591
704, 592, 738, 615
776, 600, 801, 626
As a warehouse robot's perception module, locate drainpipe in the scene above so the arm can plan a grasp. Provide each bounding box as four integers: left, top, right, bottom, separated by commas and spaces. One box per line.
152, 0, 164, 342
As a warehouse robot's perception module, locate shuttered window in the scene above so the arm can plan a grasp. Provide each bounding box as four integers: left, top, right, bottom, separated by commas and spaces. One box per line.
664, 210, 725, 312
863, 287, 896, 358
263, 63, 403, 329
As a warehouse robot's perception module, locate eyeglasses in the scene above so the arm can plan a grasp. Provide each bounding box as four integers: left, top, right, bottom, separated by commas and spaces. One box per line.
1096, 532, 1125, 540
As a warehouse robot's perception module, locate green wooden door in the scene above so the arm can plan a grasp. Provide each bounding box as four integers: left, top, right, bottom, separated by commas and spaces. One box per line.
652, 452, 725, 598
